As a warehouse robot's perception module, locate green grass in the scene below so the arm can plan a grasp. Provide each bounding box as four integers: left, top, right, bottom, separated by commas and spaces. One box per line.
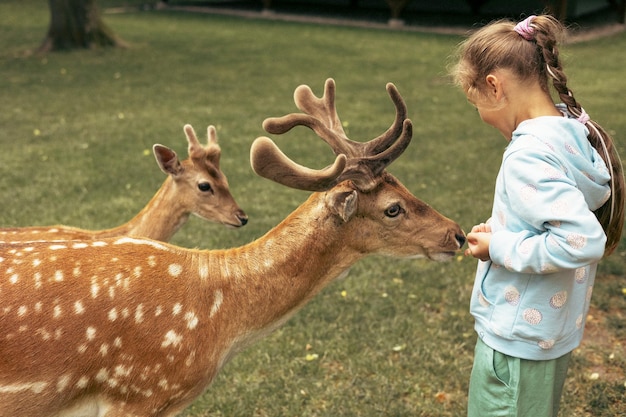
1, 1, 626, 416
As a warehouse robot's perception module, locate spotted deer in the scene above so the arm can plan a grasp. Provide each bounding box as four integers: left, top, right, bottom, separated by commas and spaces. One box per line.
0, 124, 247, 243
0, 79, 465, 417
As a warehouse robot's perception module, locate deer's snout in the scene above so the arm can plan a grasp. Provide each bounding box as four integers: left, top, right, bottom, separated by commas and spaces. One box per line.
455, 232, 466, 248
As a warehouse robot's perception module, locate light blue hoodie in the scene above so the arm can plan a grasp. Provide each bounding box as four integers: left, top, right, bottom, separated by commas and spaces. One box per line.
470, 105, 611, 360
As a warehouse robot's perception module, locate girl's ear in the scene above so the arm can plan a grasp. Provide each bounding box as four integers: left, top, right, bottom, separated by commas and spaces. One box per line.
485, 74, 504, 101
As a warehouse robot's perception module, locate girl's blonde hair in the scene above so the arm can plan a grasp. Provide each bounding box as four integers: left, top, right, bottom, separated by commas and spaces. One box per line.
451, 14, 624, 256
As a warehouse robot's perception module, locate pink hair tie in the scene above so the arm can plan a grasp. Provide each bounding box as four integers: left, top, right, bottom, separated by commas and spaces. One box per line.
514, 15, 536, 40
577, 108, 590, 124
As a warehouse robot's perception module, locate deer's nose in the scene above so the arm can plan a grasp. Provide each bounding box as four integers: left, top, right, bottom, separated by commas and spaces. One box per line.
455, 233, 466, 248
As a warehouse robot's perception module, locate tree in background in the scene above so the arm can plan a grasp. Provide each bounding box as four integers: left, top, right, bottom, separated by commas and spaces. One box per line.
39, 0, 127, 53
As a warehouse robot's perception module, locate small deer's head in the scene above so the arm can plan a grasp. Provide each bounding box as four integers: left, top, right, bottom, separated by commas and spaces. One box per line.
153, 124, 248, 228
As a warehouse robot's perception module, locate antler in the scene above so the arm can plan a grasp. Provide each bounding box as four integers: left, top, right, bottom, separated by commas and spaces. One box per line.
251, 78, 412, 192
184, 124, 221, 167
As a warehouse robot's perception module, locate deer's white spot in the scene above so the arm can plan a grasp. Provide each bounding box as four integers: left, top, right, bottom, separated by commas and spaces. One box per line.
184, 311, 199, 330
32, 258, 41, 267
161, 330, 182, 348
114, 365, 132, 378
72, 243, 89, 249
113, 337, 122, 348
210, 290, 223, 318
34, 272, 42, 289
158, 378, 169, 390
185, 350, 196, 367
9, 274, 18, 284
73, 266, 81, 277
50, 244, 67, 250
34, 302, 42, 312
57, 374, 71, 392
86, 327, 96, 341
0, 381, 48, 394
148, 255, 157, 267
155, 305, 163, 316
77, 344, 87, 354
172, 303, 182, 316
199, 264, 209, 280
135, 304, 145, 324
133, 266, 142, 278
74, 301, 85, 315
100, 344, 109, 356
91, 282, 100, 298
54, 270, 64, 282
108, 308, 118, 322
122, 308, 130, 319
95, 368, 109, 382
36, 328, 52, 341
76, 376, 89, 389
92, 241, 108, 247
168, 263, 183, 277
17, 305, 27, 317
53, 305, 62, 319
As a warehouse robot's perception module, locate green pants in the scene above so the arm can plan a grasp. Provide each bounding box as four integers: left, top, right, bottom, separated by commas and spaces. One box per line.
467, 338, 571, 417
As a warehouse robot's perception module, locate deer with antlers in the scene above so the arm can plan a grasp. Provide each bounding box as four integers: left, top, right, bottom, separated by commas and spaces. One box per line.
0, 79, 465, 417
0, 124, 248, 243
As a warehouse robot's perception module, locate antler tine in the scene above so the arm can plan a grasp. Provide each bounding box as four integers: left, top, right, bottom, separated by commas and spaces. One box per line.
183, 124, 201, 154
250, 136, 347, 191
363, 83, 408, 156
263, 79, 354, 157
206, 125, 218, 146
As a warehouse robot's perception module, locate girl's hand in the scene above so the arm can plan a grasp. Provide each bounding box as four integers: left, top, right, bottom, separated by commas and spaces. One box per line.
465, 223, 492, 261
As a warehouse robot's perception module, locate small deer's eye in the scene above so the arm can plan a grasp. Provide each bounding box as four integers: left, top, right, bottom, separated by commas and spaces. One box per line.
384, 204, 403, 218
198, 182, 213, 193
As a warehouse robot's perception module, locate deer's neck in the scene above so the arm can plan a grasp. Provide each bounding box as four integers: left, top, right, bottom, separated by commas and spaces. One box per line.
199, 192, 360, 358
102, 178, 188, 241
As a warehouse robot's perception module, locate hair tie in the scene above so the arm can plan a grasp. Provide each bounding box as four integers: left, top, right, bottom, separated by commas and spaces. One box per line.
514, 15, 536, 40
577, 108, 590, 124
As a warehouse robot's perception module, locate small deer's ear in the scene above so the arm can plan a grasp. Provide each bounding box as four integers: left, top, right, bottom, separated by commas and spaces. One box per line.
325, 185, 358, 223
153, 144, 184, 176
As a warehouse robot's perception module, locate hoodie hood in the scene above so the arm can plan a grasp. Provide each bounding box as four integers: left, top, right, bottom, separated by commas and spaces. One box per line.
511, 105, 611, 211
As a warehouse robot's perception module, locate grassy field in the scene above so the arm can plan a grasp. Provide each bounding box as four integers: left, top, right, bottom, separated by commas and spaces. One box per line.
1, 1, 625, 415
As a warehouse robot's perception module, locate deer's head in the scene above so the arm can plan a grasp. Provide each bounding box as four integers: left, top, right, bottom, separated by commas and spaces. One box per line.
153, 124, 248, 228
251, 79, 465, 260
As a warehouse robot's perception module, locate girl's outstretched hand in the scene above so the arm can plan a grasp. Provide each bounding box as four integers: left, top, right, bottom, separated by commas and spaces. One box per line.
465, 222, 492, 261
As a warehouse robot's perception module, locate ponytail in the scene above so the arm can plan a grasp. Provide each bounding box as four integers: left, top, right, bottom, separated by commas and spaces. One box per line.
531, 15, 625, 255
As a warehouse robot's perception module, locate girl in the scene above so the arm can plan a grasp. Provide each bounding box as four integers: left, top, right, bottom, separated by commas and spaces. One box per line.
450, 14, 625, 417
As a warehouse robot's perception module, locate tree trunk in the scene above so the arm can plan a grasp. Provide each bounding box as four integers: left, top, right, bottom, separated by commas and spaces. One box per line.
38, 0, 127, 53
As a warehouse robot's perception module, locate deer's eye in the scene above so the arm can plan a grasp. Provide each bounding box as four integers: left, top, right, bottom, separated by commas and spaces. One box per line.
384, 204, 403, 218
198, 182, 213, 193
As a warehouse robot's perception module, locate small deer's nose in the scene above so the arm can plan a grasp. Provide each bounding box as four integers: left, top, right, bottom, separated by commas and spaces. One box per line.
238, 214, 249, 226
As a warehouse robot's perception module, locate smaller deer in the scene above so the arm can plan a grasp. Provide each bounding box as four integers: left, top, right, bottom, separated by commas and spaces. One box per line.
0, 124, 248, 242
0, 79, 464, 417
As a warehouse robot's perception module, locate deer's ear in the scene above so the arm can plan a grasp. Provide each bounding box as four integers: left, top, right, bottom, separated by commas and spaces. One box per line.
153, 145, 184, 176
325, 185, 358, 222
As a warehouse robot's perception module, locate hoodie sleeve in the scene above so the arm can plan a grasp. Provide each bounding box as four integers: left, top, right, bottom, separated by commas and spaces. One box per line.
489, 147, 606, 273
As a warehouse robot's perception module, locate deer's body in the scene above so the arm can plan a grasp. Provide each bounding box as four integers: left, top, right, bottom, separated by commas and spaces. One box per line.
0, 175, 461, 417
0, 80, 464, 416
0, 124, 247, 243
